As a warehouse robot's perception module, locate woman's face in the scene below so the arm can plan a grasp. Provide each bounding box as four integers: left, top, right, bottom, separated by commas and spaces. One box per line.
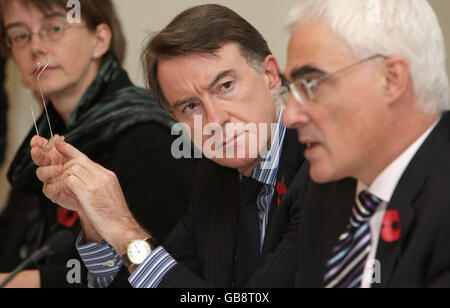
4, 1, 101, 101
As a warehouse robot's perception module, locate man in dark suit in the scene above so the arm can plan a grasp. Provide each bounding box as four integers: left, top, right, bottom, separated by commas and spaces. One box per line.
281, 0, 450, 287
29, 4, 307, 288
0, 56, 7, 166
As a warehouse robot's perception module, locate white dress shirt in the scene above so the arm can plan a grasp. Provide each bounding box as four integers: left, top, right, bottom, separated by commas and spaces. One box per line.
359, 117, 441, 288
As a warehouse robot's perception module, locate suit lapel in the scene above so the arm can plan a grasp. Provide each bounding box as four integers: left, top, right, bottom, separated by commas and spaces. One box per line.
374, 190, 414, 288
269, 129, 305, 224
375, 112, 450, 287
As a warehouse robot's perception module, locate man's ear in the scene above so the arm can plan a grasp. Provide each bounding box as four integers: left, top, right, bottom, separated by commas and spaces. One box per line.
92, 24, 112, 59
381, 56, 410, 106
262, 55, 282, 90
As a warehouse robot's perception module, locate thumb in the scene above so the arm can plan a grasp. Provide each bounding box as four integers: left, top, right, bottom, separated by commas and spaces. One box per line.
55, 141, 87, 160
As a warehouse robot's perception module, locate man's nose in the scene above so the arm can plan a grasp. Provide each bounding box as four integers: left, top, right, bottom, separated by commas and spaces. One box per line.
204, 99, 230, 126
282, 94, 310, 128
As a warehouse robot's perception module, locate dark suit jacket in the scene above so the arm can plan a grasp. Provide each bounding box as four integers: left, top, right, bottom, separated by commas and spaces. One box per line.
295, 111, 450, 288
112, 129, 307, 288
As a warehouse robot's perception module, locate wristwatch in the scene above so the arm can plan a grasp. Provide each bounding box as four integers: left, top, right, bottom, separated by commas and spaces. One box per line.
121, 237, 159, 274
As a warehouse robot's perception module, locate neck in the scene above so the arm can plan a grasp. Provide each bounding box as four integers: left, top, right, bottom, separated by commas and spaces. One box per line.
48, 91, 84, 128
47, 62, 100, 128
358, 109, 440, 186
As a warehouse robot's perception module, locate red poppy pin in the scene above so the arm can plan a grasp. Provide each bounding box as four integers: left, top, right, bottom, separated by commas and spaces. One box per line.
276, 182, 287, 207
381, 210, 402, 243
57, 208, 79, 228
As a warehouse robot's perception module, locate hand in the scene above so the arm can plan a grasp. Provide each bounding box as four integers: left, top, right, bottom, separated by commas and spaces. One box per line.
36, 141, 149, 251
0, 270, 41, 288
32, 136, 79, 212
30, 134, 66, 166
32, 138, 115, 244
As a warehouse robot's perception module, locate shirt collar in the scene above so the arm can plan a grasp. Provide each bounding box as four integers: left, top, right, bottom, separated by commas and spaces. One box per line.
251, 109, 287, 186
357, 117, 441, 202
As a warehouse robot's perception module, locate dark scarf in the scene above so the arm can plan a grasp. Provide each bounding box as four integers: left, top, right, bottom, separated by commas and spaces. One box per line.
8, 60, 174, 194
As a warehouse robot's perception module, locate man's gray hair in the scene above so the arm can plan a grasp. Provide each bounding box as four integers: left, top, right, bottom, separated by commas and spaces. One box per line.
286, 0, 449, 115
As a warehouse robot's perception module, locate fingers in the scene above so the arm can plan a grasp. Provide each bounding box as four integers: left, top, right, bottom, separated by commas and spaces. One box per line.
42, 181, 63, 203
55, 141, 87, 161
31, 144, 52, 167
63, 173, 89, 205
31, 135, 86, 168
30, 135, 48, 149
63, 162, 92, 186
30, 134, 62, 166
36, 165, 63, 184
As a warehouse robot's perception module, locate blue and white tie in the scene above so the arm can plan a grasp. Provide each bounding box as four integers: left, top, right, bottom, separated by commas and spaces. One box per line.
324, 190, 382, 288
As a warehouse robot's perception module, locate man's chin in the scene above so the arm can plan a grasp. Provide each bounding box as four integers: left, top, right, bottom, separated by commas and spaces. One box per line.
309, 162, 341, 184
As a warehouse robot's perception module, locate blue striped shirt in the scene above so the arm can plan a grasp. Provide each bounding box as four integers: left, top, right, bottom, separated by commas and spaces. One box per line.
250, 109, 286, 251
76, 109, 286, 288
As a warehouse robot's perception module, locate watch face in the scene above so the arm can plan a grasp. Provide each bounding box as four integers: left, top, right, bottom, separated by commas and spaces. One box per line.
127, 240, 152, 264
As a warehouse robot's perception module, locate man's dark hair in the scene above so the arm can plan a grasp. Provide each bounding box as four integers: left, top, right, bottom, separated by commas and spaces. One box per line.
142, 4, 272, 111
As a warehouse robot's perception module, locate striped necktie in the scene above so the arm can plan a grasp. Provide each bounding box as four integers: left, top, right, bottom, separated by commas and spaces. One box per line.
324, 190, 382, 288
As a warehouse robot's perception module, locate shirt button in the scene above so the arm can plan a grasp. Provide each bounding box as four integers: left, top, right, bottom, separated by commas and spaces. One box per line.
259, 211, 265, 221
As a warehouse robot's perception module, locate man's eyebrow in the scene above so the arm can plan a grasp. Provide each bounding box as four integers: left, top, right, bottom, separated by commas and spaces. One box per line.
207, 69, 235, 90
172, 69, 236, 109
289, 65, 326, 81
173, 97, 196, 109
5, 12, 66, 31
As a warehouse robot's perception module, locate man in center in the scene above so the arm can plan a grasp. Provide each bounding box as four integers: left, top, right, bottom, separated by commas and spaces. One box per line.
31, 4, 307, 288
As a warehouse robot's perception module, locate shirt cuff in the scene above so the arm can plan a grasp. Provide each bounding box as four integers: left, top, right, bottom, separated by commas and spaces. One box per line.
76, 233, 123, 288
128, 246, 177, 288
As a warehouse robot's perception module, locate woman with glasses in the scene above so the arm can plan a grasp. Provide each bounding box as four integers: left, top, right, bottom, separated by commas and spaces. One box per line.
0, 0, 194, 288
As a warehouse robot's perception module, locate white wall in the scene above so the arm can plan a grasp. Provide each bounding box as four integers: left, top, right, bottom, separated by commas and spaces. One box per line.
1, 0, 449, 211
0, 62, 34, 210
113, 0, 299, 87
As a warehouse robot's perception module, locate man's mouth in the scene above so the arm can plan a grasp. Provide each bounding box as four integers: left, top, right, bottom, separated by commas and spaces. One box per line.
223, 131, 246, 148
305, 141, 320, 149
300, 137, 320, 149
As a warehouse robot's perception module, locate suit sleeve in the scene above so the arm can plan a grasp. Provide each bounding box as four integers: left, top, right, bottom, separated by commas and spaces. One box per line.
108, 200, 209, 288
154, 200, 211, 288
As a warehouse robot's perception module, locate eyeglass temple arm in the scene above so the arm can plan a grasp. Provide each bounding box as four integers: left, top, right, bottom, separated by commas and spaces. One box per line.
314, 54, 388, 86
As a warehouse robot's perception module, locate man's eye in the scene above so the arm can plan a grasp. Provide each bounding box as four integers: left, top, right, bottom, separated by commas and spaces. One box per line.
183, 103, 199, 113
222, 81, 233, 89
302, 78, 320, 91
216, 81, 235, 95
